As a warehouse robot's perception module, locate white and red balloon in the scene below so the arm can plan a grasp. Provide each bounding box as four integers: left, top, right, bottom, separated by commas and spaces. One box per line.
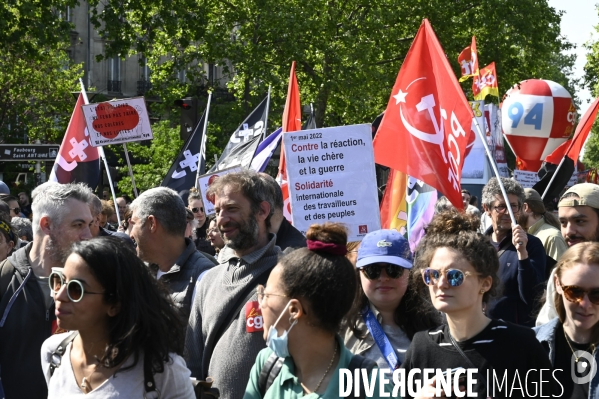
501, 79, 576, 171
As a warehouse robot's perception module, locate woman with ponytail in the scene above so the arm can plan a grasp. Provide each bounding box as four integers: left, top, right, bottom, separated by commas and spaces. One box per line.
244, 222, 385, 399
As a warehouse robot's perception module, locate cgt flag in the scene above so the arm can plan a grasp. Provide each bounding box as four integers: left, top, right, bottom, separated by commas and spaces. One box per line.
457, 36, 479, 82
373, 19, 473, 209
161, 110, 206, 192
473, 62, 499, 100
49, 93, 100, 188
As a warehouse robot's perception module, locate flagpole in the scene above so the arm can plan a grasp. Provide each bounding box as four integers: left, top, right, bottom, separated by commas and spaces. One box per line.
473, 118, 519, 230
540, 128, 583, 200
79, 78, 122, 225
122, 143, 138, 198
262, 85, 271, 141
250, 87, 271, 163
195, 91, 212, 189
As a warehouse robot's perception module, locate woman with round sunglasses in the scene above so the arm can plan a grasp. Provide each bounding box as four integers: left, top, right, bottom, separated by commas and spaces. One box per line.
535, 242, 599, 398
344, 229, 440, 371
403, 211, 553, 398
41, 236, 195, 398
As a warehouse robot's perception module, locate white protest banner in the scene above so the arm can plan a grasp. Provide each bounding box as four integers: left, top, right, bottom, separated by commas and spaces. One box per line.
197, 166, 241, 216
513, 170, 539, 188
283, 124, 381, 241
82, 97, 153, 147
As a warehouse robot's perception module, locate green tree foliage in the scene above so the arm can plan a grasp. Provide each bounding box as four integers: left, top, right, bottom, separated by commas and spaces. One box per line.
2, 0, 577, 191
114, 121, 183, 194
93, 0, 575, 128
581, 7, 599, 169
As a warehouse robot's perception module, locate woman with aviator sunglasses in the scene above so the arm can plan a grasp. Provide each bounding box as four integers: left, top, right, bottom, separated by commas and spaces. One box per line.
344, 230, 440, 370
41, 237, 194, 398
402, 211, 553, 398
535, 242, 599, 398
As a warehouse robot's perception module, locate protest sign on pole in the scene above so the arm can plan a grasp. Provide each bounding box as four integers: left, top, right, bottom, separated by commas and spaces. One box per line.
81, 97, 153, 147
197, 166, 242, 216
283, 124, 381, 241
461, 100, 489, 183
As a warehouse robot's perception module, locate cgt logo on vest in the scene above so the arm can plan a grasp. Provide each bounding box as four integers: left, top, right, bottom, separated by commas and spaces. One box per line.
245, 301, 264, 332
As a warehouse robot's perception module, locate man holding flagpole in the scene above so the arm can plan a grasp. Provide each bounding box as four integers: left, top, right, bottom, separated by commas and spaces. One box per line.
482, 177, 546, 327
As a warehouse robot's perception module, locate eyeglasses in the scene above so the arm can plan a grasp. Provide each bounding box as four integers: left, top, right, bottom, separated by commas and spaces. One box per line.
49, 271, 104, 302
492, 203, 520, 213
560, 283, 599, 305
361, 263, 406, 280
207, 228, 219, 234
191, 207, 204, 214
422, 268, 474, 287
256, 284, 287, 305
10, 207, 20, 214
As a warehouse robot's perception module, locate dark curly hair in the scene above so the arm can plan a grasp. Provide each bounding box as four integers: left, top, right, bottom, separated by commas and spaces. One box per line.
414, 210, 500, 304
69, 236, 185, 374
277, 223, 357, 333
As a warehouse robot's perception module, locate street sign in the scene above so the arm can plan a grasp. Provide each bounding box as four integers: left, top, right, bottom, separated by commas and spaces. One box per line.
0, 145, 59, 161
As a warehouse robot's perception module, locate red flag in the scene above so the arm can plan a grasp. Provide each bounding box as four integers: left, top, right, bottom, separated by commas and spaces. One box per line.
457, 36, 479, 82
49, 93, 100, 188
545, 97, 599, 165
277, 62, 302, 221
373, 19, 473, 209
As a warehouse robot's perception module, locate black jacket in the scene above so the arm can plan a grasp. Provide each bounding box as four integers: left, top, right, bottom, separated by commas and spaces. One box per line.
485, 227, 547, 327
275, 218, 306, 251
0, 243, 54, 399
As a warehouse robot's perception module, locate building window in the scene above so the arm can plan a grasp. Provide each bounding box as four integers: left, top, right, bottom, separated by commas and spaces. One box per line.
61, 6, 72, 22
178, 69, 186, 83
107, 57, 121, 92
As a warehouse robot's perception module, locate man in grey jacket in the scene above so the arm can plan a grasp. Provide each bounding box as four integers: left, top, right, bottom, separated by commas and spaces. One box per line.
129, 187, 215, 322
0, 182, 94, 399
185, 170, 281, 399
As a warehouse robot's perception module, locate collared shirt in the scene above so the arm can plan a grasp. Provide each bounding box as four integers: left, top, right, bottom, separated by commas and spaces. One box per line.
527, 217, 568, 262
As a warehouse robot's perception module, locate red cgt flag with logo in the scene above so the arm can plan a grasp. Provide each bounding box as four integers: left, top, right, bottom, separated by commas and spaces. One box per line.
373, 19, 474, 209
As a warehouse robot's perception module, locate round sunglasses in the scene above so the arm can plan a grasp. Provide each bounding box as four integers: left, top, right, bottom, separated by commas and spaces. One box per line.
559, 283, 599, 305
49, 271, 104, 302
422, 268, 474, 287
361, 263, 406, 280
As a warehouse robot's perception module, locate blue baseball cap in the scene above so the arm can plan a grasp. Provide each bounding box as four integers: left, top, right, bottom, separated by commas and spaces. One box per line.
0, 181, 9, 195
356, 229, 413, 269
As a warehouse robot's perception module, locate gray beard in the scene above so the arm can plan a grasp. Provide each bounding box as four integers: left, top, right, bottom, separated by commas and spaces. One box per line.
45, 233, 69, 266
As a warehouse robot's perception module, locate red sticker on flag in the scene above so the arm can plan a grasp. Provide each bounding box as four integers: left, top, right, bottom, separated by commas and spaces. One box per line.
245, 301, 264, 333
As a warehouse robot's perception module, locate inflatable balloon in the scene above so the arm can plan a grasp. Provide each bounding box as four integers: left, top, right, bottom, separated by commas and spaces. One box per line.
501, 79, 576, 171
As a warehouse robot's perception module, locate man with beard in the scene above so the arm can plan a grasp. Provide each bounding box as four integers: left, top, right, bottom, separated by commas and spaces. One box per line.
482, 177, 547, 327
536, 183, 599, 325
185, 170, 280, 399
128, 187, 215, 321
0, 182, 94, 399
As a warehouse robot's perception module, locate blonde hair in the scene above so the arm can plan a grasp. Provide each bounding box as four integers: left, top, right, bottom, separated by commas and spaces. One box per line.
554, 242, 599, 343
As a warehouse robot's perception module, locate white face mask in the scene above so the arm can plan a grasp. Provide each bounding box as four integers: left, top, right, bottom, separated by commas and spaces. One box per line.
266, 300, 297, 358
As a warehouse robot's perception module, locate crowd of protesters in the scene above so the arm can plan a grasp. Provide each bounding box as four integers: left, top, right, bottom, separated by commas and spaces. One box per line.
0, 172, 599, 398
